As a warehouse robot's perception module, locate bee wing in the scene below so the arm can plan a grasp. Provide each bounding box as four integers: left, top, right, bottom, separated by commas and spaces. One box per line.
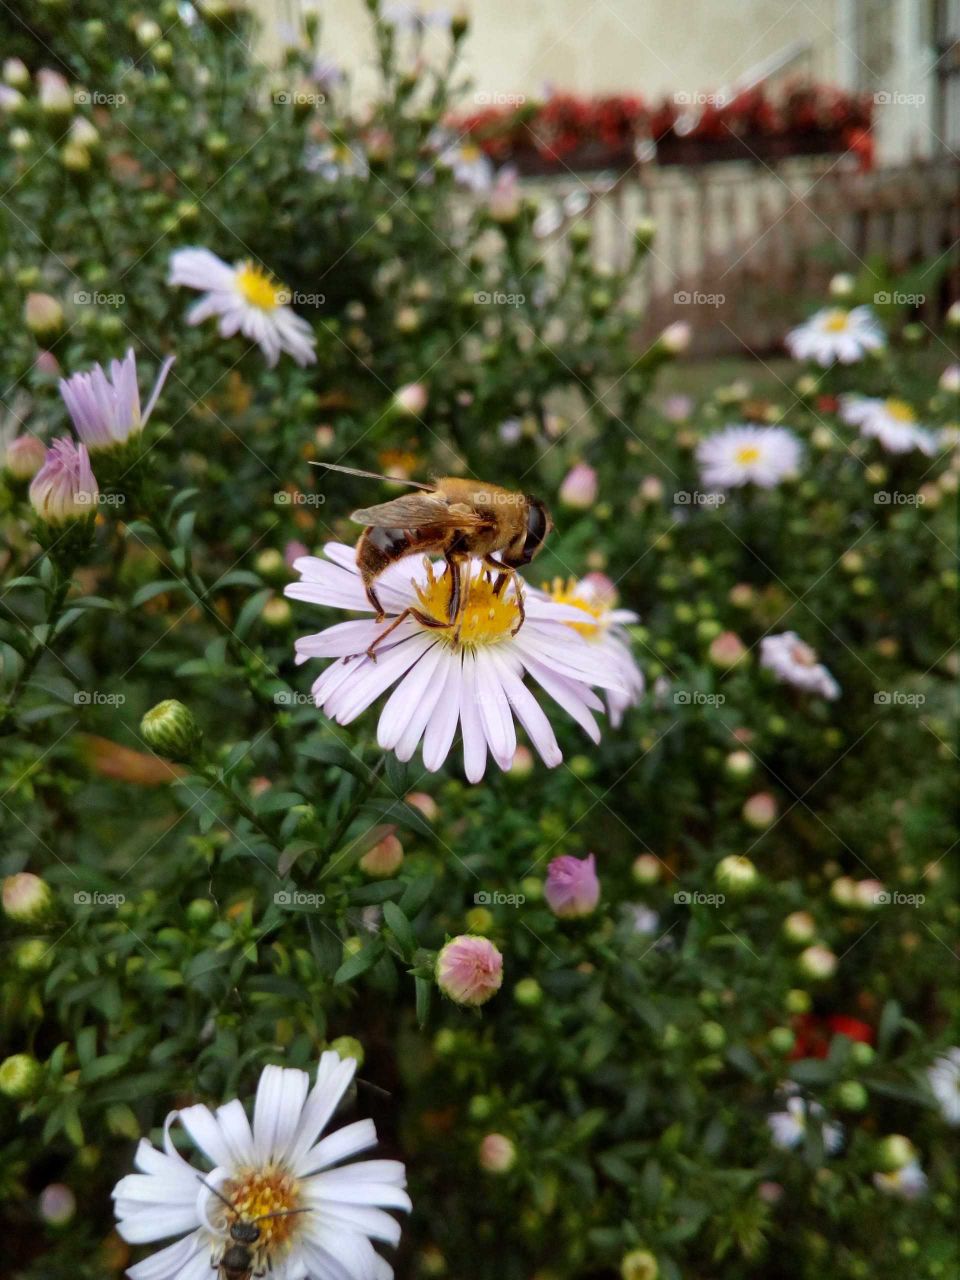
310, 461, 434, 490
351, 494, 486, 529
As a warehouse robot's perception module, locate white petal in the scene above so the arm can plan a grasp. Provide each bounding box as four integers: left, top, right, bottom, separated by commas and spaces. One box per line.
377, 641, 444, 751
287, 1051, 358, 1172
459, 655, 488, 782
298, 1118, 377, 1176
420, 654, 462, 771
253, 1064, 310, 1166
126, 1232, 210, 1280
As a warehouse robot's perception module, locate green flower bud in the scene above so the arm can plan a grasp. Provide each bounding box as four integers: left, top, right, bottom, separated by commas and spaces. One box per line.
15, 938, 54, 972
621, 1248, 658, 1280
875, 1134, 916, 1173
835, 1080, 868, 1111
329, 1035, 364, 1069
699, 1020, 726, 1050
714, 855, 758, 895
0, 1053, 42, 1098
767, 1026, 796, 1055
513, 977, 542, 1007
140, 700, 202, 761
3, 872, 54, 923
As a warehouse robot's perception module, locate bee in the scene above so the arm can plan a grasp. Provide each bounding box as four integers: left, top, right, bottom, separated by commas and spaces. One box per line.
311, 463, 552, 654
199, 1179, 310, 1280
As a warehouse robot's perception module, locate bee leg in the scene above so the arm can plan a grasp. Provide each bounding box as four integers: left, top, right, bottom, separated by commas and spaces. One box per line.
510, 579, 526, 635
363, 607, 449, 661
484, 559, 514, 598
365, 583, 386, 623
444, 554, 464, 626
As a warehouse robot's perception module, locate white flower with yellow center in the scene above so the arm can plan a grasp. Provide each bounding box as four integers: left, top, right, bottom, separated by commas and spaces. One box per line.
112, 1051, 409, 1280
696, 424, 803, 489
760, 631, 839, 700
785, 306, 885, 365
168, 247, 316, 368
768, 1092, 843, 1154
438, 139, 494, 193
839, 395, 938, 455
873, 1160, 928, 1200
537, 573, 643, 727
285, 543, 630, 782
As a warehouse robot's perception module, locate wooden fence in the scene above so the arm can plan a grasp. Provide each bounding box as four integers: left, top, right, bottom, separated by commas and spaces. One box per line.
520, 158, 960, 355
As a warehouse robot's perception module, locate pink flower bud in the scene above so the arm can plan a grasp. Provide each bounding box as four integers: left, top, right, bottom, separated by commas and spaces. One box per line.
34, 350, 61, 376
742, 791, 777, 829
708, 630, 747, 669
436, 935, 503, 1006
3, 872, 54, 923
405, 791, 439, 822
29, 438, 98, 523
37, 69, 73, 116
659, 321, 691, 355
4, 435, 46, 481
393, 383, 428, 416
39, 1183, 76, 1225
24, 292, 64, 337
478, 1132, 516, 1173
545, 853, 600, 918
559, 462, 598, 510
359, 833, 404, 878
798, 943, 837, 980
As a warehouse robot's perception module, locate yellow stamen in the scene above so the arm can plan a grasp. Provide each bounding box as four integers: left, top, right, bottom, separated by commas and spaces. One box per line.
235, 262, 284, 311
545, 576, 606, 640
414, 561, 519, 647
822, 309, 850, 333
884, 398, 915, 423
221, 1167, 301, 1251
734, 445, 762, 465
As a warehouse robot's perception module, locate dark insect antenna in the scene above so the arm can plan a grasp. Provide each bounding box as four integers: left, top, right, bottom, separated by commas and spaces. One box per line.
197, 1176, 237, 1213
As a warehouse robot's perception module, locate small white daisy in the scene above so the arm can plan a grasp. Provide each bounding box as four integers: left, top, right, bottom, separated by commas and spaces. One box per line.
768, 1094, 843, 1154
696, 424, 803, 490
168, 248, 317, 368
760, 632, 840, 700
536, 573, 643, 727
839, 395, 938, 455
112, 1051, 409, 1280
927, 1047, 960, 1126
438, 139, 494, 193
305, 140, 369, 183
285, 543, 630, 783
873, 1160, 928, 1200
785, 306, 885, 366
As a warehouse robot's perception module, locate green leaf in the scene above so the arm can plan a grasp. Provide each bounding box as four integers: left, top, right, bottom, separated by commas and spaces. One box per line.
399, 874, 435, 917
334, 940, 384, 985
415, 976, 432, 1028
131, 580, 182, 607
359, 799, 434, 840
382, 901, 417, 959
233, 589, 273, 641
878, 999, 902, 1054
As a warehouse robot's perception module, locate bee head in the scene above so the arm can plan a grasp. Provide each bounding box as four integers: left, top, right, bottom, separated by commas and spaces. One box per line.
230, 1221, 261, 1245
517, 497, 551, 564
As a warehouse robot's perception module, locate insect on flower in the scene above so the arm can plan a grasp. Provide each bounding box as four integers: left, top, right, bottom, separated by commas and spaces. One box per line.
312, 463, 552, 656
200, 1177, 310, 1279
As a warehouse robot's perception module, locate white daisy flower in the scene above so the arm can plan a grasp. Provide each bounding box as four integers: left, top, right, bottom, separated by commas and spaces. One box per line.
305, 140, 369, 183
536, 573, 643, 727
112, 1051, 409, 1280
760, 632, 840, 700
839, 395, 938, 455
927, 1047, 960, 1126
873, 1160, 928, 1200
785, 306, 885, 366
285, 543, 630, 783
438, 139, 494, 193
696, 424, 803, 490
768, 1094, 843, 1154
168, 248, 317, 368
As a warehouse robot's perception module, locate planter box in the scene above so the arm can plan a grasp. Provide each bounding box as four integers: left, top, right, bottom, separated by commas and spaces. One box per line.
654, 128, 850, 166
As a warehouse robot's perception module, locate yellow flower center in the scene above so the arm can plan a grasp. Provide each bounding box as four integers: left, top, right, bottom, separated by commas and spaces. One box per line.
822, 309, 850, 333
734, 445, 762, 465
545, 577, 606, 640
414, 561, 520, 647
235, 262, 284, 311
884, 398, 915, 423
220, 1167, 302, 1252
459, 143, 482, 163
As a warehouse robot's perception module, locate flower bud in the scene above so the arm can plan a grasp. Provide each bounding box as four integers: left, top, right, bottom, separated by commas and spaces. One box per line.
513, 977, 542, 1007
478, 1132, 516, 1173
634, 218, 656, 254
742, 791, 777, 829
0, 85, 24, 113
509, 745, 534, 777
359, 833, 404, 878
782, 910, 816, 945
436, 935, 503, 1006
39, 1183, 76, 1225
835, 1080, 868, 1112
29, 439, 98, 524
4, 434, 46, 481
708, 630, 747, 669
406, 791, 438, 822
61, 139, 91, 172
393, 382, 428, 416
798, 943, 837, 981
559, 462, 598, 510
946, 300, 960, 329
544, 853, 600, 918
69, 116, 99, 150
464, 906, 493, 934
714, 855, 757, 895
620, 1248, 659, 1280
767, 1026, 795, 1055
658, 321, 691, 355
3, 58, 29, 89
829, 272, 855, 299
3, 872, 54, 923
37, 69, 72, 116
0, 1052, 42, 1098
829, 875, 858, 908
724, 749, 754, 779
15, 938, 54, 972
329, 1035, 365, 1069
875, 1134, 916, 1173
24, 291, 64, 337
140, 700, 202, 761
631, 853, 661, 885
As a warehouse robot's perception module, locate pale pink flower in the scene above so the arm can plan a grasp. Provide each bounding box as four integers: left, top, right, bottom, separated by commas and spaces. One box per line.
436, 935, 503, 1006
392, 383, 428, 416
59, 348, 174, 451
559, 462, 598, 509
760, 632, 839, 700
478, 1133, 516, 1172
545, 853, 600, 918
29, 438, 98, 522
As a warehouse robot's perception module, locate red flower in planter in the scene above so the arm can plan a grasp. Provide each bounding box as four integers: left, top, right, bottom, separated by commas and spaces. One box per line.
791, 1013, 874, 1059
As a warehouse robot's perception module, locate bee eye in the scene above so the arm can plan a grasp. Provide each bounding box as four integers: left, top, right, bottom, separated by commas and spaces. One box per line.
520, 500, 549, 562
